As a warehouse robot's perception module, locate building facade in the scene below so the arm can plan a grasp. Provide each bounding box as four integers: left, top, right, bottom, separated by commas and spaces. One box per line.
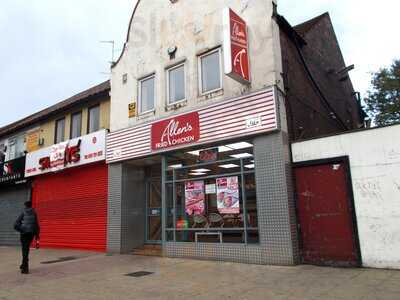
106, 0, 363, 265
292, 124, 400, 269
107, 0, 295, 264
0, 81, 111, 250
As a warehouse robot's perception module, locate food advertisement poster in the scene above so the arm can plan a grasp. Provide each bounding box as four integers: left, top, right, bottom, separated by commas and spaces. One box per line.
185, 181, 205, 215
216, 176, 240, 214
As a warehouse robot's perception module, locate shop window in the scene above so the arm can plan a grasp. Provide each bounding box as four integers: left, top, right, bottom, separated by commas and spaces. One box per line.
139, 75, 155, 114
167, 63, 186, 104
6, 135, 26, 160
55, 118, 65, 144
198, 48, 222, 95
70, 111, 82, 139
88, 105, 100, 134
165, 141, 259, 244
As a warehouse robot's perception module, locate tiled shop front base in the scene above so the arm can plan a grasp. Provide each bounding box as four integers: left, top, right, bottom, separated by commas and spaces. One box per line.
165, 242, 295, 265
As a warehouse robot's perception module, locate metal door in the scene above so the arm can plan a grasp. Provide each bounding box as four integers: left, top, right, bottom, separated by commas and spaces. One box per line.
294, 159, 360, 266
32, 163, 107, 251
145, 179, 162, 243
0, 186, 30, 245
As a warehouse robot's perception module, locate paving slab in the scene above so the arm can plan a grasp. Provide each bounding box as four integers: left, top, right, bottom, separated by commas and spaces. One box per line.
0, 246, 399, 300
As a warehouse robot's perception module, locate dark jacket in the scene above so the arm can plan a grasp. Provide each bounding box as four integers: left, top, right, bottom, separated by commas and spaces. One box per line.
14, 208, 40, 237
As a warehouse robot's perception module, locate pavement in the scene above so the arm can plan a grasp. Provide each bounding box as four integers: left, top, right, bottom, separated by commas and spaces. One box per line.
0, 247, 399, 300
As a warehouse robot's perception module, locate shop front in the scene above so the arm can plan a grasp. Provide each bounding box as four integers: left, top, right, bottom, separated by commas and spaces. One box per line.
0, 156, 30, 245
107, 88, 299, 265
25, 130, 108, 251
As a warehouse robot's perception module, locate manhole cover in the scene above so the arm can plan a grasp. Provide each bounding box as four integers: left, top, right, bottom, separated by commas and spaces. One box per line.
125, 271, 154, 277
41, 256, 79, 264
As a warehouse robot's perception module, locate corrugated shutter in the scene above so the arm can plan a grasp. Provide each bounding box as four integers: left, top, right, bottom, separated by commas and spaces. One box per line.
32, 163, 107, 252
0, 186, 30, 245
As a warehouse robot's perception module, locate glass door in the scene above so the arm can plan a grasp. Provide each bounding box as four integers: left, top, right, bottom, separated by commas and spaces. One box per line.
146, 179, 162, 243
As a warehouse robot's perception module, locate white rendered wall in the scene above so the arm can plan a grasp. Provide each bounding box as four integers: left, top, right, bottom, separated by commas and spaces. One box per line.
110, 0, 282, 131
292, 125, 400, 269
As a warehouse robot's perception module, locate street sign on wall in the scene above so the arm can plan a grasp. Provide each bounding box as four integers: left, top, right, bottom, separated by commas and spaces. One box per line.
223, 7, 251, 84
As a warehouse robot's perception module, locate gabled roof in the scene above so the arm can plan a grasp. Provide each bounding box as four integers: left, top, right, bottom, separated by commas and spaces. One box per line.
0, 80, 110, 138
294, 12, 330, 35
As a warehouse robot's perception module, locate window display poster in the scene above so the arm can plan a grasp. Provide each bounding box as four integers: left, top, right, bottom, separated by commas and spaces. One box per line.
185, 181, 205, 215
216, 176, 240, 214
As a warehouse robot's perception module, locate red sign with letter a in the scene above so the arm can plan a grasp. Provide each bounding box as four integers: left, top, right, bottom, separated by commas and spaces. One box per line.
223, 7, 250, 83
151, 112, 200, 151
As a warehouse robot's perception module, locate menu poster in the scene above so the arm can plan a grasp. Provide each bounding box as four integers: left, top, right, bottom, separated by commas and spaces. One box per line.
185, 181, 205, 215
216, 176, 240, 214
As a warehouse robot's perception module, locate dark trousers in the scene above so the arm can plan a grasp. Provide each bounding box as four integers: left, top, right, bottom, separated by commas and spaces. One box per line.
20, 233, 34, 269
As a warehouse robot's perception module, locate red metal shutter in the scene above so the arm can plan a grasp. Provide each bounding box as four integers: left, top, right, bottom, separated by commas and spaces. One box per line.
32, 163, 107, 252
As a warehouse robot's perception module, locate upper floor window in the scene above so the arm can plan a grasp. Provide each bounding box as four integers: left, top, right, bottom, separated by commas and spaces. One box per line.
55, 118, 65, 144
88, 105, 100, 133
0, 143, 5, 163
199, 48, 222, 95
139, 75, 155, 114
70, 111, 82, 139
6, 135, 25, 160
167, 63, 185, 104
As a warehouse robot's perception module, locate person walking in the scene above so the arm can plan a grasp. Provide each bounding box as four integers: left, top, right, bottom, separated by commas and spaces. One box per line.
14, 201, 40, 274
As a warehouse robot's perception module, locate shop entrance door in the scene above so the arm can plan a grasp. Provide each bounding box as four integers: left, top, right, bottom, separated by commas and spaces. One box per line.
145, 179, 162, 244
294, 158, 361, 267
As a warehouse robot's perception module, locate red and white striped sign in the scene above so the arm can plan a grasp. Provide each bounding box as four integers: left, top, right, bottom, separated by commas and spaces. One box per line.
106, 88, 277, 163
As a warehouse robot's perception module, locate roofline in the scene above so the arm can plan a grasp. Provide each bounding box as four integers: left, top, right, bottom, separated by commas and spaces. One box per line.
274, 13, 307, 46
292, 122, 400, 144
293, 12, 330, 35
112, 0, 142, 68
0, 80, 110, 138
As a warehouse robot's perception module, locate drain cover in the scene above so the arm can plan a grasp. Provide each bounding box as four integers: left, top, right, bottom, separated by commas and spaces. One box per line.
41, 256, 78, 264
125, 271, 154, 277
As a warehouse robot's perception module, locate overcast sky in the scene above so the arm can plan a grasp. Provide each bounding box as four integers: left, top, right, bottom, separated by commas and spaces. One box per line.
0, 0, 398, 128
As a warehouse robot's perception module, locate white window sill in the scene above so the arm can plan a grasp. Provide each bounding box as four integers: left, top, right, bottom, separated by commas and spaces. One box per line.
198, 88, 224, 101
165, 99, 187, 111
137, 109, 155, 119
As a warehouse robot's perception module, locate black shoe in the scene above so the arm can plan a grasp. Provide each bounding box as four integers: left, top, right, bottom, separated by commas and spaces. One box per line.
21, 269, 29, 274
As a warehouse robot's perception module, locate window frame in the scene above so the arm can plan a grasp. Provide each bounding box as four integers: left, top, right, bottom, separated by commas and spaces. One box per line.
164, 141, 259, 245
54, 117, 65, 144
167, 63, 186, 105
87, 104, 100, 134
70, 111, 82, 139
198, 48, 223, 96
138, 74, 156, 115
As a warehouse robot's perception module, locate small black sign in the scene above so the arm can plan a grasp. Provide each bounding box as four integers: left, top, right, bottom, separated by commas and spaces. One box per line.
0, 156, 26, 187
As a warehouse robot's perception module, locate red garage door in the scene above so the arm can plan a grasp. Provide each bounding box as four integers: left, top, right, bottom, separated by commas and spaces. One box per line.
31, 163, 107, 252
294, 159, 360, 267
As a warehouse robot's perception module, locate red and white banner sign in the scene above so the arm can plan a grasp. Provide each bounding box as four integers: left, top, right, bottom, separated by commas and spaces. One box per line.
185, 181, 205, 216
25, 130, 106, 177
216, 176, 240, 214
107, 88, 277, 163
223, 7, 250, 83
151, 112, 200, 151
